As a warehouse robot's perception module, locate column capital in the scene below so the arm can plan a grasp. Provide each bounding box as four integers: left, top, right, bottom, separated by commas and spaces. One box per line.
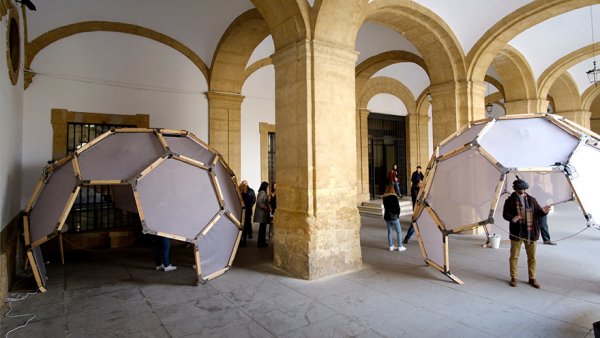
271, 39, 358, 68
206, 91, 245, 104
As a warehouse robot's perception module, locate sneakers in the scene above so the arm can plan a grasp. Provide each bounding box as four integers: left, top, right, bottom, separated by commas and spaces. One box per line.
543, 241, 557, 245
397, 246, 406, 252
155, 264, 164, 271
402, 238, 409, 245
509, 278, 518, 287
163, 265, 177, 272
389, 246, 395, 251
528, 279, 541, 289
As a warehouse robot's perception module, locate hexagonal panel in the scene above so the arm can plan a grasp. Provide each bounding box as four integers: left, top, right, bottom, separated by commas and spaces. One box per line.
491, 171, 573, 235
78, 132, 164, 180
568, 143, 600, 225
477, 117, 579, 168
426, 147, 502, 231
28, 160, 77, 246
136, 158, 221, 240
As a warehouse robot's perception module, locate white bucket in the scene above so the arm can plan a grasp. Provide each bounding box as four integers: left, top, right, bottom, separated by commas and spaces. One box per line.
489, 234, 501, 249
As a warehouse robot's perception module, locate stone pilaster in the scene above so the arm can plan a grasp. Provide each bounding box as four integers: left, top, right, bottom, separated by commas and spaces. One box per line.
555, 110, 591, 129
504, 99, 548, 115
271, 39, 362, 280
407, 111, 430, 171
356, 108, 370, 204
207, 91, 244, 176
429, 81, 486, 146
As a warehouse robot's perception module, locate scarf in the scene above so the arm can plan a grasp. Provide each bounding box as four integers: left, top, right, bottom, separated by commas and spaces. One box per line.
515, 194, 535, 240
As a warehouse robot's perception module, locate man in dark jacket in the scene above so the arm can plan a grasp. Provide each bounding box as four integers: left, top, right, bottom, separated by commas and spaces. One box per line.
239, 180, 256, 246
502, 178, 550, 288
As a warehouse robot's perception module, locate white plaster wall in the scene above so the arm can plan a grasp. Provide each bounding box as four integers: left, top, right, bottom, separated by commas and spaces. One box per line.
25, 0, 254, 67
21, 32, 208, 205
0, 13, 24, 231
367, 94, 408, 116
373, 63, 430, 98
241, 66, 275, 191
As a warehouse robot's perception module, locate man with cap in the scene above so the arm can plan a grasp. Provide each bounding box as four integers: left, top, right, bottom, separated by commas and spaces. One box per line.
502, 177, 550, 288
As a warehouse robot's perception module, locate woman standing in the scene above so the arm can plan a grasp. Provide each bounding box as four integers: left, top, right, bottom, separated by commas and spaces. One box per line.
382, 185, 406, 252
268, 182, 277, 242
253, 181, 271, 247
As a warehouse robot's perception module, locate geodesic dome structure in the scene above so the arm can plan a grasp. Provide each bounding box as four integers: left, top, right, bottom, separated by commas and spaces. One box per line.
412, 114, 600, 284
23, 128, 243, 291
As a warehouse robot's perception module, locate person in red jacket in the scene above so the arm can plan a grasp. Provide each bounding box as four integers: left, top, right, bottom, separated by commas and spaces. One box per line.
388, 164, 400, 197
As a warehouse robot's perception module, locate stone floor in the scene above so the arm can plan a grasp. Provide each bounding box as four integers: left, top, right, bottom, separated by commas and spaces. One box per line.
2, 201, 600, 337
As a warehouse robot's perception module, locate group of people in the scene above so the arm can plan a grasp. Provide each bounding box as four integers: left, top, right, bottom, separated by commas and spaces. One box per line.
384, 164, 557, 289
239, 180, 276, 248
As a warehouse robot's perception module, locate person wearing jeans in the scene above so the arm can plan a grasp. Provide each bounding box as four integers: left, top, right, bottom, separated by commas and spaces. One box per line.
382, 185, 406, 252
154, 236, 177, 272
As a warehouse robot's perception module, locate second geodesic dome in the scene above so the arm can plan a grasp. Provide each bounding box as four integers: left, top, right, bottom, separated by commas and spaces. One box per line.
23, 128, 243, 291
412, 114, 600, 284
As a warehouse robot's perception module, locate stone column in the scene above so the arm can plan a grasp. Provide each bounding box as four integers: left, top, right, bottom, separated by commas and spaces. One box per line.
271, 39, 362, 280
207, 91, 244, 176
407, 111, 430, 171
429, 81, 486, 146
504, 99, 548, 115
555, 110, 591, 129
356, 108, 370, 204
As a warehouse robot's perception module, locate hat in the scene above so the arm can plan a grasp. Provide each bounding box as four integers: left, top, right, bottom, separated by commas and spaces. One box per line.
512, 178, 529, 190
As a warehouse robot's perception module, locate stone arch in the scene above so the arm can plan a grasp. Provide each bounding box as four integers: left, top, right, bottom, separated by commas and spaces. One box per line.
250, 0, 310, 49
548, 73, 582, 112
486, 92, 504, 106
538, 42, 600, 100
467, 0, 598, 82
363, 0, 465, 84
490, 45, 537, 114
491, 46, 535, 102
312, 0, 369, 48
210, 9, 271, 93
25, 21, 209, 88
357, 76, 416, 115
583, 87, 600, 133
244, 57, 273, 82
581, 83, 600, 112
355, 50, 428, 98
208, 9, 272, 176
485, 75, 505, 98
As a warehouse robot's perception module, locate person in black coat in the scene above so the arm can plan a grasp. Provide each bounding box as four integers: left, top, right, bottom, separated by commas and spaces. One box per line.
502, 178, 550, 289
239, 180, 256, 246
382, 185, 406, 252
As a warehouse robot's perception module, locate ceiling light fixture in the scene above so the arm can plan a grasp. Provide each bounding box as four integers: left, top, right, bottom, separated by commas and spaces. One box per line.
485, 83, 493, 114
586, 5, 599, 85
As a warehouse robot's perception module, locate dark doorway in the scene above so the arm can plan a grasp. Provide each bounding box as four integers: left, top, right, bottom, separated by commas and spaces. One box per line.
368, 113, 407, 198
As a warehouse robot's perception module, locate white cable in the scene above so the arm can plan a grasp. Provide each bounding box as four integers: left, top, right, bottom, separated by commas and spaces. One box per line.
3, 291, 38, 338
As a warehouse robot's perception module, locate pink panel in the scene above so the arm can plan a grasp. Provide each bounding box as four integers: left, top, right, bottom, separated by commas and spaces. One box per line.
78, 133, 164, 180
28, 161, 77, 244
164, 135, 214, 165
137, 159, 221, 240
427, 148, 502, 231
196, 216, 240, 278
415, 208, 445, 269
